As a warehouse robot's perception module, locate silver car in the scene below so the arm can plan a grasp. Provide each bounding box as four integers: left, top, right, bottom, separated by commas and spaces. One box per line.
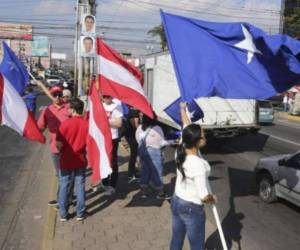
255, 151, 300, 206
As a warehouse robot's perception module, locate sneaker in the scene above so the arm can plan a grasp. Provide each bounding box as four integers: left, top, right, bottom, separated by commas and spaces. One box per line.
60, 217, 68, 222
128, 176, 138, 184
103, 186, 116, 196
76, 216, 85, 221
48, 200, 58, 206
141, 193, 149, 199
156, 193, 171, 200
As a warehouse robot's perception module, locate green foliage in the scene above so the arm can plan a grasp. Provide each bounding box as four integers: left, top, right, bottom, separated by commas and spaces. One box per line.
284, 0, 300, 38
147, 24, 167, 51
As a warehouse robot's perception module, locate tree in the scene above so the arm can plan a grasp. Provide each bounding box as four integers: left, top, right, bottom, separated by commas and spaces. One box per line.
284, 0, 300, 38
147, 24, 167, 51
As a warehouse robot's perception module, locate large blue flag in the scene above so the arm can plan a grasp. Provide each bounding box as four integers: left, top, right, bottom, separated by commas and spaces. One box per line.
161, 11, 300, 101
0, 42, 29, 95
164, 98, 204, 126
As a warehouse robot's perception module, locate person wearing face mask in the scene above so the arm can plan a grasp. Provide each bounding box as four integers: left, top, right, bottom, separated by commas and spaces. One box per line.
37, 85, 70, 207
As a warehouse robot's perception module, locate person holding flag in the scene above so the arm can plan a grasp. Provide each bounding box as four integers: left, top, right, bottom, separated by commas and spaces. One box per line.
38, 86, 70, 207
170, 102, 216, 250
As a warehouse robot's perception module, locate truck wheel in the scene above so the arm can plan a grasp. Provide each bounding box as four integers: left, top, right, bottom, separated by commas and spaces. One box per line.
258, 174, 277, 203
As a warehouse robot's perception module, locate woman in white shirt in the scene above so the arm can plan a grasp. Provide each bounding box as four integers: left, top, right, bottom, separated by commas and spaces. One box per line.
135, 113, 170, 199
170, 104, 215, 250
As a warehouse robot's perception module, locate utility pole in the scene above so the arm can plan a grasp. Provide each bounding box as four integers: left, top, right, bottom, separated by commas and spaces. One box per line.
279, 0, 286, 34
74, 0, 97, 97
74, 0, 80, 96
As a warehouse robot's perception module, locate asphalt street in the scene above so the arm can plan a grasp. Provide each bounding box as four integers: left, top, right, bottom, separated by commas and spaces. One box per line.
184, 119, 299, 250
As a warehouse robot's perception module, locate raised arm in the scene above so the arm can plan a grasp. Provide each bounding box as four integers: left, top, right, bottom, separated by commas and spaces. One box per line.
35, 80, 56, 102
180, 101, 191, 126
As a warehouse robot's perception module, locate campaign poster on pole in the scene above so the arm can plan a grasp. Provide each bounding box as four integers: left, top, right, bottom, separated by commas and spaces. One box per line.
81, 15, 96, 36
80, 36, 96, 57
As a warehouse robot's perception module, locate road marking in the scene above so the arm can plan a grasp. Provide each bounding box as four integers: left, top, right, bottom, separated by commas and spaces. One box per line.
260, 131, 300, 147
275, 119, 300, 129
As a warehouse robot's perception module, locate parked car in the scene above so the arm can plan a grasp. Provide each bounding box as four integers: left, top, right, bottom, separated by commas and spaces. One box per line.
267, 94, 283, 107
46, 75, 60, 87
258, 100, 274, 124
255, 151, 300, 207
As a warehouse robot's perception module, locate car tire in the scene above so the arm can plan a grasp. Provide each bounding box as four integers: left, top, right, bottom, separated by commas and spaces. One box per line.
258, 174, 277, 203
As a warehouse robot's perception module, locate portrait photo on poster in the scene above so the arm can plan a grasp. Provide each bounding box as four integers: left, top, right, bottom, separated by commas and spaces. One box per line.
81, 14, 96, 36
80, 36, 96, 57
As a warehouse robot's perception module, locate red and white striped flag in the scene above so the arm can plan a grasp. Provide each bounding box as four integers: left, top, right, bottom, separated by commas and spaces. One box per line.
96, 38, 153, 118
87, 82, 112, 183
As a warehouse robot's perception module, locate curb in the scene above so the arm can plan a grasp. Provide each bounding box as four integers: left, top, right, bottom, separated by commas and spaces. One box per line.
276, 111, 300, 122
41, 168, 58, 250
287, 115, 300, 122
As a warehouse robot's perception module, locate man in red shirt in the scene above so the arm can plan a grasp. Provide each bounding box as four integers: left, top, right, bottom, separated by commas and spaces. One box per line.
38, 86, 70, 206
56, 98, 88, 221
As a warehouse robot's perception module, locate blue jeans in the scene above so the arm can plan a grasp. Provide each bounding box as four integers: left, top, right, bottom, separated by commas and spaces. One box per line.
140, 146, 163, 190
170, 195, 206, 250
59, 167, 86, 218
51, 153, 60, 176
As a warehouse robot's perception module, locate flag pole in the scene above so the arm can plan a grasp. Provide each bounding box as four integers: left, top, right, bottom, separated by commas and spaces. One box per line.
27, 70, 56, 103
212, 204, 228, 250
184, 105, 228, 250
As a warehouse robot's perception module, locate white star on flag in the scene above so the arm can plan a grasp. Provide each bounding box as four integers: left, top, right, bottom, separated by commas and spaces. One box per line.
234, 24, 262, 64
189, 110, 195, 119
8, 61, 19, 72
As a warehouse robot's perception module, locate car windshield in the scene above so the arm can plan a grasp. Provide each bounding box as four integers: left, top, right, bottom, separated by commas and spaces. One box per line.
259, 101, 272, 108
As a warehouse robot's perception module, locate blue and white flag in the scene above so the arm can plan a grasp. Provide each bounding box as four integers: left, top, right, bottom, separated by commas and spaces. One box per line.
161, 11, 300, 101
164, 98, 204, 126
0, 42, 29, 95
0, 42, 45, 143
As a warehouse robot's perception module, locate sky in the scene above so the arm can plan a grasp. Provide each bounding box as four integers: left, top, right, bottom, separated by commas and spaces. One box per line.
0, 0, 283, 63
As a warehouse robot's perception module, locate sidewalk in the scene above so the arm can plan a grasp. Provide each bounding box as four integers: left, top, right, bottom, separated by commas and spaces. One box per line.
43, 141, 217, 250
275, 111, 300, 122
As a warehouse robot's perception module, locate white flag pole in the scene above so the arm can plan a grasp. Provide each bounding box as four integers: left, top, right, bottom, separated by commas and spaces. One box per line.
212, 204, 228, 250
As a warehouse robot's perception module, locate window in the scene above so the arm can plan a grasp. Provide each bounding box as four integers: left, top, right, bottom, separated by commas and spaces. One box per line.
258, 101, 272, 108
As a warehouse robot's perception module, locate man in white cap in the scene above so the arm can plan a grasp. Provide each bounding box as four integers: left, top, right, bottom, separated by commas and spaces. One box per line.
62, 89, 72, 105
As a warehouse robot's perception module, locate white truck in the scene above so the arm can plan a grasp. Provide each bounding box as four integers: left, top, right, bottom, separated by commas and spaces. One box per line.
143, 52, 259, 138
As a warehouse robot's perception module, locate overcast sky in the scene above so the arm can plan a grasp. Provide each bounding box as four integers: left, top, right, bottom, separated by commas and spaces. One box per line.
0, 0, 282, 61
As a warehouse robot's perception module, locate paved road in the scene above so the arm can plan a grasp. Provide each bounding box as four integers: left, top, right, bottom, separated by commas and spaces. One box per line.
187, 119, 300, 250
0, 95, 51, 250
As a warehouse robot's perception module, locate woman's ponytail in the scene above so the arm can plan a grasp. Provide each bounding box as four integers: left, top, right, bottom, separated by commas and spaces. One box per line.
175, 143, 187, 180
175, 123, 203, 180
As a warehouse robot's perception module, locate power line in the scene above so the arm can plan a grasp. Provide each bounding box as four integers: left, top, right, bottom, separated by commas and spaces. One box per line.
125, 0, 280, 21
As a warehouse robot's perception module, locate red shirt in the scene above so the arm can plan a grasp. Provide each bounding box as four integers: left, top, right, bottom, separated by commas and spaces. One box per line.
38, 104, 70, 153
57, 116, 89, 170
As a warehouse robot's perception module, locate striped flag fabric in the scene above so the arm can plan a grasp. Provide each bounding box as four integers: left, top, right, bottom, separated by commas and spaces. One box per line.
0, 41, 45, 144
0, 73, 45, 143
87, 82, 112, 183
96, 38, 153, 118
